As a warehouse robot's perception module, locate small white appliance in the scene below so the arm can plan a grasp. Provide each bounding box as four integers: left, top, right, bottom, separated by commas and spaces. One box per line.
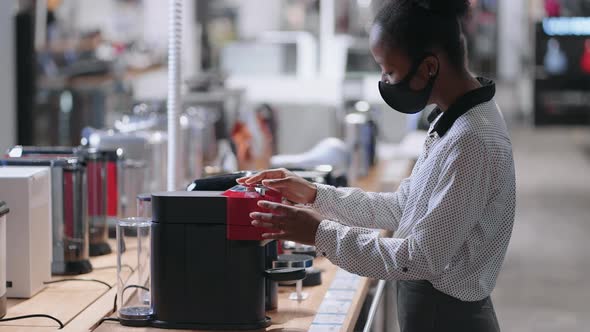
0, 167, 52, 298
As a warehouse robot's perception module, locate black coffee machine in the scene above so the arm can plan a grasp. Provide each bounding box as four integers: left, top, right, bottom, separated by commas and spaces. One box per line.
143, 191, 303, 330
116, 173, 305, 329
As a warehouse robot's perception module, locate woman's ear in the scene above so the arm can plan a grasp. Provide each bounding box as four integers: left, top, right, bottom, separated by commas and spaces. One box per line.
424, 56, 440, 78
410, 57, 436, 90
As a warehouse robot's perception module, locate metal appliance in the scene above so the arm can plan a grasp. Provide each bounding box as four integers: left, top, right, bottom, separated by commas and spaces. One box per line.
0, 167, 52, 298
5, 146, 120, 254
0, 159, 92, 275
81, 130, 149, 227
0, 201, 9, 317
82, 128, 175, 193
345, 112, 377, 182
82, 149, 110, 256
113, 100, 210, 189
101, 150, 124, 236
6, 146, 82, 158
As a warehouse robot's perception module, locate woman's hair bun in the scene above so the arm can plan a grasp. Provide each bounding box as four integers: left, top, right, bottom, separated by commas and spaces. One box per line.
414, 0, 470, 17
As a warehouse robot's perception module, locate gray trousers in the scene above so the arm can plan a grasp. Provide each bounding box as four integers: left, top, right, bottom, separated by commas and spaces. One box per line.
397, 280, 500, 332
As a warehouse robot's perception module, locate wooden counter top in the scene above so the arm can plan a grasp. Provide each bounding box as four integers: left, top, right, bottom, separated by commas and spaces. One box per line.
1, 158, 413, 332
2, 240, 371, 332
2, 252, 123, 332
92, 256, 371, 332
2, 240, 364, 332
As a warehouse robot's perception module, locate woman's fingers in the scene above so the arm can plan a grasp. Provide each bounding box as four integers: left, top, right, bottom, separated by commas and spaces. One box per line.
282, 198, 296, 206
250, 211, 287, 231
251, 220, 283, 230
243, 169, 288, 185
251, 202, 296, 232
261, 177, 293, 189
261, 231, 289, 240
250, 211, 286, 222
257, 200, 296, 216
252, 204, 321, 245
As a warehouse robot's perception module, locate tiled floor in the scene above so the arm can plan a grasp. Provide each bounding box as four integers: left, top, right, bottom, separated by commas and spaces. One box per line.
493, 127, 590, 331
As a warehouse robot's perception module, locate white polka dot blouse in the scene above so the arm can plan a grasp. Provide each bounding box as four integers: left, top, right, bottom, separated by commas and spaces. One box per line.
313, 78, 516, 302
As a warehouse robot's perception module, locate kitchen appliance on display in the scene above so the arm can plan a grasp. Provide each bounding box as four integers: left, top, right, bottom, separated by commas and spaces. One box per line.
137, 130, 169, 192
83, 149, 111, 256
116, 217, 152, 326
273, 254, 315, 300
184, 74, 244, 171
5, 146, 119, 254
82, 130, 149, 226
270, 138, 350, 175
112, 101, 200, 189
101, 150, 124, 235
282, 243, 323, 287
0, 168, 52, 298
6, 146, 120, 211
0, 201, 9, 317
0, 159, 92, 275
141, 190, 305, 329
184, 106, 218, 176
187, 173, 285, 311
6, 145, 81, 158
345, 112, 377, 182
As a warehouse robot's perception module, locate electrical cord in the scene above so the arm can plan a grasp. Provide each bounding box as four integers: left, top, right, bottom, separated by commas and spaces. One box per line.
124, 284, 150, 292
44, 278, 112, 289
93, 264, 135, 272
99, 317, 120, 324
0, 279, 112, 329
0, 314, 64, 329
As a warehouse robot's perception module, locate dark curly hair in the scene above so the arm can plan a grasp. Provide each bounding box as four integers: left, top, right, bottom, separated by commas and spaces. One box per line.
374, 0, 470, 70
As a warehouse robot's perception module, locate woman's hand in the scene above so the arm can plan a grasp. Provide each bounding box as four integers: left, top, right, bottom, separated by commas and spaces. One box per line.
237, 168, 317, 205
250, 200, 324, 245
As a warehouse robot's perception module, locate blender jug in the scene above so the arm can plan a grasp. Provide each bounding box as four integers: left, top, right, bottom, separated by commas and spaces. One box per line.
116, 217, 152, 326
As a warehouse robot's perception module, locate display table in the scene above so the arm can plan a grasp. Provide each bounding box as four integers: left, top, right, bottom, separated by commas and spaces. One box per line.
1, 157, 415, 332
93, 256, 370, 332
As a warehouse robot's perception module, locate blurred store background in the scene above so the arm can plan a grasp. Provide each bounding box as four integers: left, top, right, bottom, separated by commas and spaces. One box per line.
0, 0, 589, 331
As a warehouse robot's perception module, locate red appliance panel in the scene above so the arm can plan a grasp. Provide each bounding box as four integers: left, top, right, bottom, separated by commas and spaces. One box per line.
223, 186, 282, 241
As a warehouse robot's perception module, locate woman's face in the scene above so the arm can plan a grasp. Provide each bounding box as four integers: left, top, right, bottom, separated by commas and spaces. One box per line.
369, 24, 412, 84
369, 24, 435, 91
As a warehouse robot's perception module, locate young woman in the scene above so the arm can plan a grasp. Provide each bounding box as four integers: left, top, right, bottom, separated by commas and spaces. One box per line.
239, 0, 515, 331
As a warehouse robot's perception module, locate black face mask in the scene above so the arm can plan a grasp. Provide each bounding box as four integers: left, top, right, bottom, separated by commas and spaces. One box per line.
378, 54, 439, 114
